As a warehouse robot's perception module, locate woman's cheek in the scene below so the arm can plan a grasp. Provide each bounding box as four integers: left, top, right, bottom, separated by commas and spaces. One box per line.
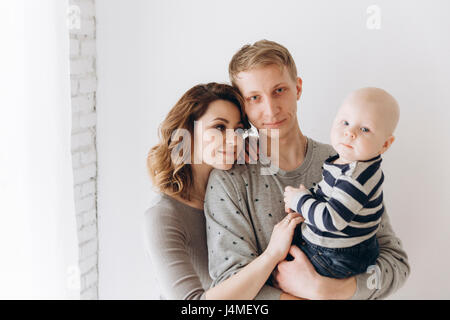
202, 129, 224, 165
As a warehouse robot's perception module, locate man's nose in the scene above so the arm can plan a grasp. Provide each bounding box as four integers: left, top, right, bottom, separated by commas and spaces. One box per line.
263, 97, 280, 118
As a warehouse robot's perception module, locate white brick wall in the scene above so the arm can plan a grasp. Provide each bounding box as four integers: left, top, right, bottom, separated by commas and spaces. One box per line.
69, 0, 98, 300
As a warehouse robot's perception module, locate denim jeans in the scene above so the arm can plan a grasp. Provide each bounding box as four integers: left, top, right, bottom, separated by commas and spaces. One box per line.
289, 224, 380, 279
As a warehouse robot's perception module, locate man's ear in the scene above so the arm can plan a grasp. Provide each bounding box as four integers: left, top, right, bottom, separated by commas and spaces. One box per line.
296, 77, 303, 100
380, 135, 395, 154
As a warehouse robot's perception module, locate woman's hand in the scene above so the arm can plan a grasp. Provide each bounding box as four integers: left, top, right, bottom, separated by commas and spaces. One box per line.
264, 212, 304, 263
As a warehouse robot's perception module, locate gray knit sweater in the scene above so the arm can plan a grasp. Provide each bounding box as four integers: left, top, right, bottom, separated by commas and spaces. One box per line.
204, 137, 410, 300
144, 193, 211, 300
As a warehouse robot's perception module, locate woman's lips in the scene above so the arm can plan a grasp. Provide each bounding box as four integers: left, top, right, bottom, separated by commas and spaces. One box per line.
263, 119, 286, 128
217, 150, 235, 157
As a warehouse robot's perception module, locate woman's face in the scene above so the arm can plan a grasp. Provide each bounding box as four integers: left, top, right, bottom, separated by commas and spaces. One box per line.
193, 99, 245, 170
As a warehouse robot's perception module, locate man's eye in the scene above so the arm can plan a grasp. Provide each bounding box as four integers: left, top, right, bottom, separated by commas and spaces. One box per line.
275, 88, 285, 94
361, 127, 370, 133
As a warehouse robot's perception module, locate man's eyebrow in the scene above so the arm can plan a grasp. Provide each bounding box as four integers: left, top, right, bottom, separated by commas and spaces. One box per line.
244, 90, 260, 96
244, 83, 288, 96
272, 82, 288, 88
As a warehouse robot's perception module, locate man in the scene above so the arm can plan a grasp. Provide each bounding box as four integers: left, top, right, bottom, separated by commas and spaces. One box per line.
204, 40, 409, 299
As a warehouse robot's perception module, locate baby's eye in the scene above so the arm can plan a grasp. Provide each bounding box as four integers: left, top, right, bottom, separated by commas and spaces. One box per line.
342, 120, 349, 126
361, 127, 370, 133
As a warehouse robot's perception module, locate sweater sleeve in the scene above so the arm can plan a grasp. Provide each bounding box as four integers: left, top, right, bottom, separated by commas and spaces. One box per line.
143, 207, 206, 300
350, 206, 410, 299
293, 175, 369, 232
204, 169, 282, 300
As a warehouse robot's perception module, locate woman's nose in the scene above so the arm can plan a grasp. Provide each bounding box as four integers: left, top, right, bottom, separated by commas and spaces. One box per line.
225, 130, 236, 146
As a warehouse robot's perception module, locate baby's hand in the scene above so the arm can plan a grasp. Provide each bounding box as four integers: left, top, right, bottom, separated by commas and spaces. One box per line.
284, 185, 308, 213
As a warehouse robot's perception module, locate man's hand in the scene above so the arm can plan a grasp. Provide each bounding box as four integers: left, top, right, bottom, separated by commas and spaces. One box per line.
272, 245, 323, 299
273, 245, 357, 300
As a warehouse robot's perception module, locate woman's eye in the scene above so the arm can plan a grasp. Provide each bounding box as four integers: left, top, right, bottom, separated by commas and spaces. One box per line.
215, 124, 226, 131
249, 96, 259, 101
361, 127, 370, 133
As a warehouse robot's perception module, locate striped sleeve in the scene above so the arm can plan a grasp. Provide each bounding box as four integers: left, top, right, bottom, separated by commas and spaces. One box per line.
296, 162, 384, 232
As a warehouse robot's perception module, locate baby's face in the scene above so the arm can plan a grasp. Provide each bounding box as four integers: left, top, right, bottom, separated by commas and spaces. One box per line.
330, 96, 395, 163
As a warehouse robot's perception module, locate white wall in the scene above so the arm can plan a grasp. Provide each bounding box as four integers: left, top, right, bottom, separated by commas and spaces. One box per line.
96, 0, 450, 299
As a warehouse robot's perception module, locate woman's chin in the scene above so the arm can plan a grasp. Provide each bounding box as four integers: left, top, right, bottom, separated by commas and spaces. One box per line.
212, 163, 234, 171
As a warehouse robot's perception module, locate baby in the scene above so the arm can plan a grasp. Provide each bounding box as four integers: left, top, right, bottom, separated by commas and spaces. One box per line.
284, 87, 400, 279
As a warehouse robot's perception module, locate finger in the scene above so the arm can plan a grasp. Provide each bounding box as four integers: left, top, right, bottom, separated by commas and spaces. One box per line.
245, 138, 257, 164
244, 151, 250, 164
248, 137, 258, 162
288, 245, 304, 259
287, 211, 301, 219
282, 212, 300, 226
289, 216, 304, 227
272, 273, 280, 289
244, 141, 251, 163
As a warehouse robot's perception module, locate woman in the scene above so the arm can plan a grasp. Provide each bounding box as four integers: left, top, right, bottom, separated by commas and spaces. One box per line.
144, 83, 303, 299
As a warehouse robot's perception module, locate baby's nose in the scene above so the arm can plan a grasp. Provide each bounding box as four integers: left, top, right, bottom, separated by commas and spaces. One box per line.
344, 129, 356, 139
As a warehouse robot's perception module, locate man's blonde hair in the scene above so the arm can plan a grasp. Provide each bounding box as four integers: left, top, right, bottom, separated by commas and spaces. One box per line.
228, 39, 298, 87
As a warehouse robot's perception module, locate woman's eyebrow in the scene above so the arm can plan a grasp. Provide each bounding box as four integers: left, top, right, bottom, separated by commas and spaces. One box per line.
212, 117, 229, 123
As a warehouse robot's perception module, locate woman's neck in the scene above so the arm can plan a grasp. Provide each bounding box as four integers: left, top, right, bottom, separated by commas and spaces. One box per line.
172, 163, 212, 210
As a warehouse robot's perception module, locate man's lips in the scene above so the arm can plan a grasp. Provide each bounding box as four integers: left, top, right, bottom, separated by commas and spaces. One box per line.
263, 119, 286, 127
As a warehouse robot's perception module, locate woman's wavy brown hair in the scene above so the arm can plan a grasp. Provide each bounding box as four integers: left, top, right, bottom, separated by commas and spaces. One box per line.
147, 82, 250, 201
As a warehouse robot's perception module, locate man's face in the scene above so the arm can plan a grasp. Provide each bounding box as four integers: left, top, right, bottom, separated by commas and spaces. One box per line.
234, 64, 302, 139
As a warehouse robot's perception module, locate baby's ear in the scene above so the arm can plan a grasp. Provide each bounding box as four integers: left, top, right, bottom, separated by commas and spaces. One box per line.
380, 135, 395, 154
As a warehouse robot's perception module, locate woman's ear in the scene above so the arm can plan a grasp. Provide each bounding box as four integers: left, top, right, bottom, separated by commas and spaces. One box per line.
380, 135, 395, 155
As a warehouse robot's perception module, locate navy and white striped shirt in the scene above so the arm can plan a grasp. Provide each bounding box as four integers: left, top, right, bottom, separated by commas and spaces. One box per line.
288, 154, 385, 248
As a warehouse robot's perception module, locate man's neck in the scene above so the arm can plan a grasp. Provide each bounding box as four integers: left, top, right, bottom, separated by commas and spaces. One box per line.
261, 126, 307, 172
